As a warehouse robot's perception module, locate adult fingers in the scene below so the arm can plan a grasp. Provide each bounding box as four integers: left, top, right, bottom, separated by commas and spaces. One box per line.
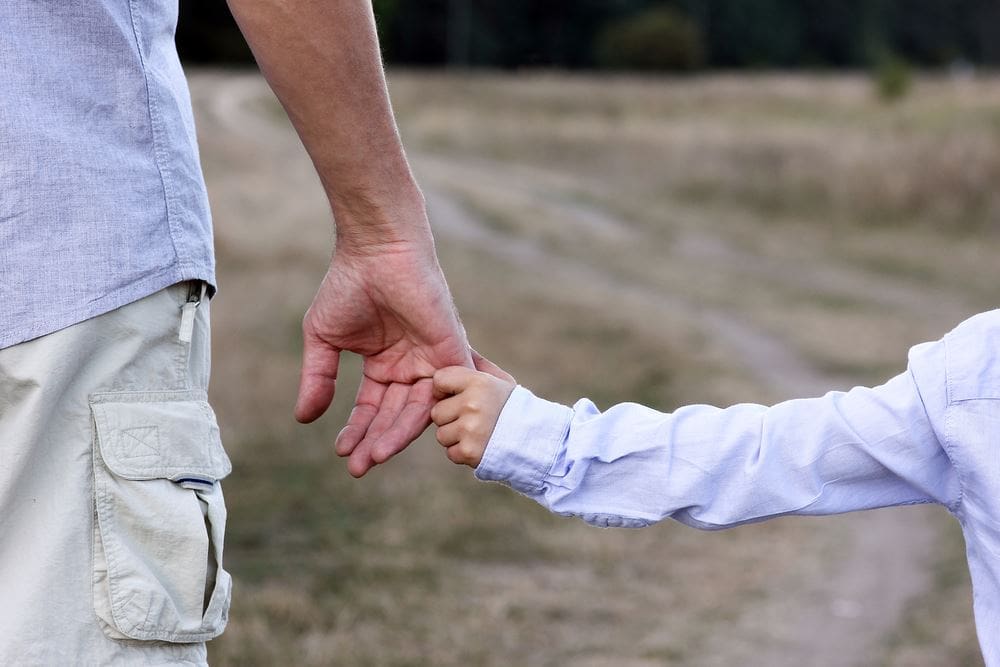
294, 328, 341, 423
334, 377, 386, 457
370, 378, 434, 464
357, 381, 409, 451
345, 444, 376, 478
471, 348, 515, 383
345, 382, 409, 476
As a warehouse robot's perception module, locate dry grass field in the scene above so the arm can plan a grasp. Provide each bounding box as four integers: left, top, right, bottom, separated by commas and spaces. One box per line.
190, 70, 1000, 666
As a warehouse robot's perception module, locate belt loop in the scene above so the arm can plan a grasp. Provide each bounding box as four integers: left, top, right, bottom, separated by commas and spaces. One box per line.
179, 281, 204, 343
185, 280, 206, 306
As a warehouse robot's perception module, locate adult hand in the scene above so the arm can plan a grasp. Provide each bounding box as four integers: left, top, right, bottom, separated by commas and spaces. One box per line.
229, 0, 467, 475
294, 235, 472, 477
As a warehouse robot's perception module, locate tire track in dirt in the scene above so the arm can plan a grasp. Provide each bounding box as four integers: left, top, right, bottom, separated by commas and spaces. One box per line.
413, 153, 969, 325
419, 182, 830, 398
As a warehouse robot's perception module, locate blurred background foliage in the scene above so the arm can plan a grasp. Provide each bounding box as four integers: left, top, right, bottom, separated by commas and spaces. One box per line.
178, 0, 1000, 71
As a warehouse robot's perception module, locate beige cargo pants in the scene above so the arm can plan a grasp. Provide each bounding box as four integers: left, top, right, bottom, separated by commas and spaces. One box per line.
0, 283, 231, 666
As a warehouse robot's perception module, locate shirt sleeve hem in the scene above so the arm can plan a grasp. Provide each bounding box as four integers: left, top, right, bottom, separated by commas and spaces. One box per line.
474, 385, 572, 495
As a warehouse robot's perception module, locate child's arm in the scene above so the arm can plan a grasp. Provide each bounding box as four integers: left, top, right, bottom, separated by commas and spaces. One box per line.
432, 343, 960, 530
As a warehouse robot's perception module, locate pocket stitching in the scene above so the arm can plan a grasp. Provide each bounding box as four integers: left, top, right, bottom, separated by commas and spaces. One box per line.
91, 394, 231, 642
92, 395, 230, 481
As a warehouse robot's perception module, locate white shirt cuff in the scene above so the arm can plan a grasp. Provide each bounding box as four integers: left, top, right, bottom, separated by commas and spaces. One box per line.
474, 385, 573, 495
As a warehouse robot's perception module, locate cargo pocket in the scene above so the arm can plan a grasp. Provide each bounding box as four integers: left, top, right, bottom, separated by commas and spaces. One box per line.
90, 390, 233, 643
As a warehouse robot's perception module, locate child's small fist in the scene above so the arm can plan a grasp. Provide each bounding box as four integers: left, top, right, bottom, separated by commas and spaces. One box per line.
431, 355, 516, 468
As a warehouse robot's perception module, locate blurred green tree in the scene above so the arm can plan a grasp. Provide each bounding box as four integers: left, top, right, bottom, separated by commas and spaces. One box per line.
594, 6, 705, 71
872, 49, 913, 101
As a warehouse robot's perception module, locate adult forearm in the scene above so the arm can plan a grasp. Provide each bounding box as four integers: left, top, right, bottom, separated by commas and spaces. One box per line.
226, 0, 427, 248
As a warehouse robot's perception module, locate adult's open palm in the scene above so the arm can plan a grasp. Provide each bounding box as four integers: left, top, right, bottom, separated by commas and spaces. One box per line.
294, 243, 471, 477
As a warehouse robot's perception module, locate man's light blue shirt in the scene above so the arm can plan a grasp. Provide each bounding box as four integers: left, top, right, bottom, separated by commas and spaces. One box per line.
478, 309, 1000, 664
0, 1, 215, 349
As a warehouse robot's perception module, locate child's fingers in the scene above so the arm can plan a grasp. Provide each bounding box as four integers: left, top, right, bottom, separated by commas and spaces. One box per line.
430, 394, 463, 426
433, 366, 476, 398
445, 440, 482, 467
471, 349, 516, 383
445, 444, 469, 465
435, 422, 461, 447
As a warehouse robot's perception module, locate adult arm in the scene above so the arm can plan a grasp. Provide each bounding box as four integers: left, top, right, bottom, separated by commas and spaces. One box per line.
476, 343, 960, 528
226, 0, 471, 476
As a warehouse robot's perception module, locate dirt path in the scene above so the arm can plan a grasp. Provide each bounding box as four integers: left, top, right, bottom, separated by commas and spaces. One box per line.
415, 161, 938, 667
196, 71, 944, 666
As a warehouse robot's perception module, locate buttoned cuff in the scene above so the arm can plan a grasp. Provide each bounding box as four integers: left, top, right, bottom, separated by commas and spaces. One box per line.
474, 385, 573, 495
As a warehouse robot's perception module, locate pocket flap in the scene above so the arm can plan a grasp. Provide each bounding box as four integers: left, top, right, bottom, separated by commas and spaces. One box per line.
91, 390, 231, 481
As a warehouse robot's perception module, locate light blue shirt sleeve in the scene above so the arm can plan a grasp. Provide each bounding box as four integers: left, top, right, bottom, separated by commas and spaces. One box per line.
476, 359, 961, 530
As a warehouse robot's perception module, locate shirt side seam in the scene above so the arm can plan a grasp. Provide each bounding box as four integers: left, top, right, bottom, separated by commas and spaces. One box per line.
125, 0, 184, 273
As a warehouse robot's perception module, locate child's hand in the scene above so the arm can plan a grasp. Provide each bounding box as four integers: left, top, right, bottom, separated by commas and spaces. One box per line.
431, 352, 516, 467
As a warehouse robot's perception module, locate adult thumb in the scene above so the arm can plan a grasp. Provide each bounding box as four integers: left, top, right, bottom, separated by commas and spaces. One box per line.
295, 329, 341, 423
